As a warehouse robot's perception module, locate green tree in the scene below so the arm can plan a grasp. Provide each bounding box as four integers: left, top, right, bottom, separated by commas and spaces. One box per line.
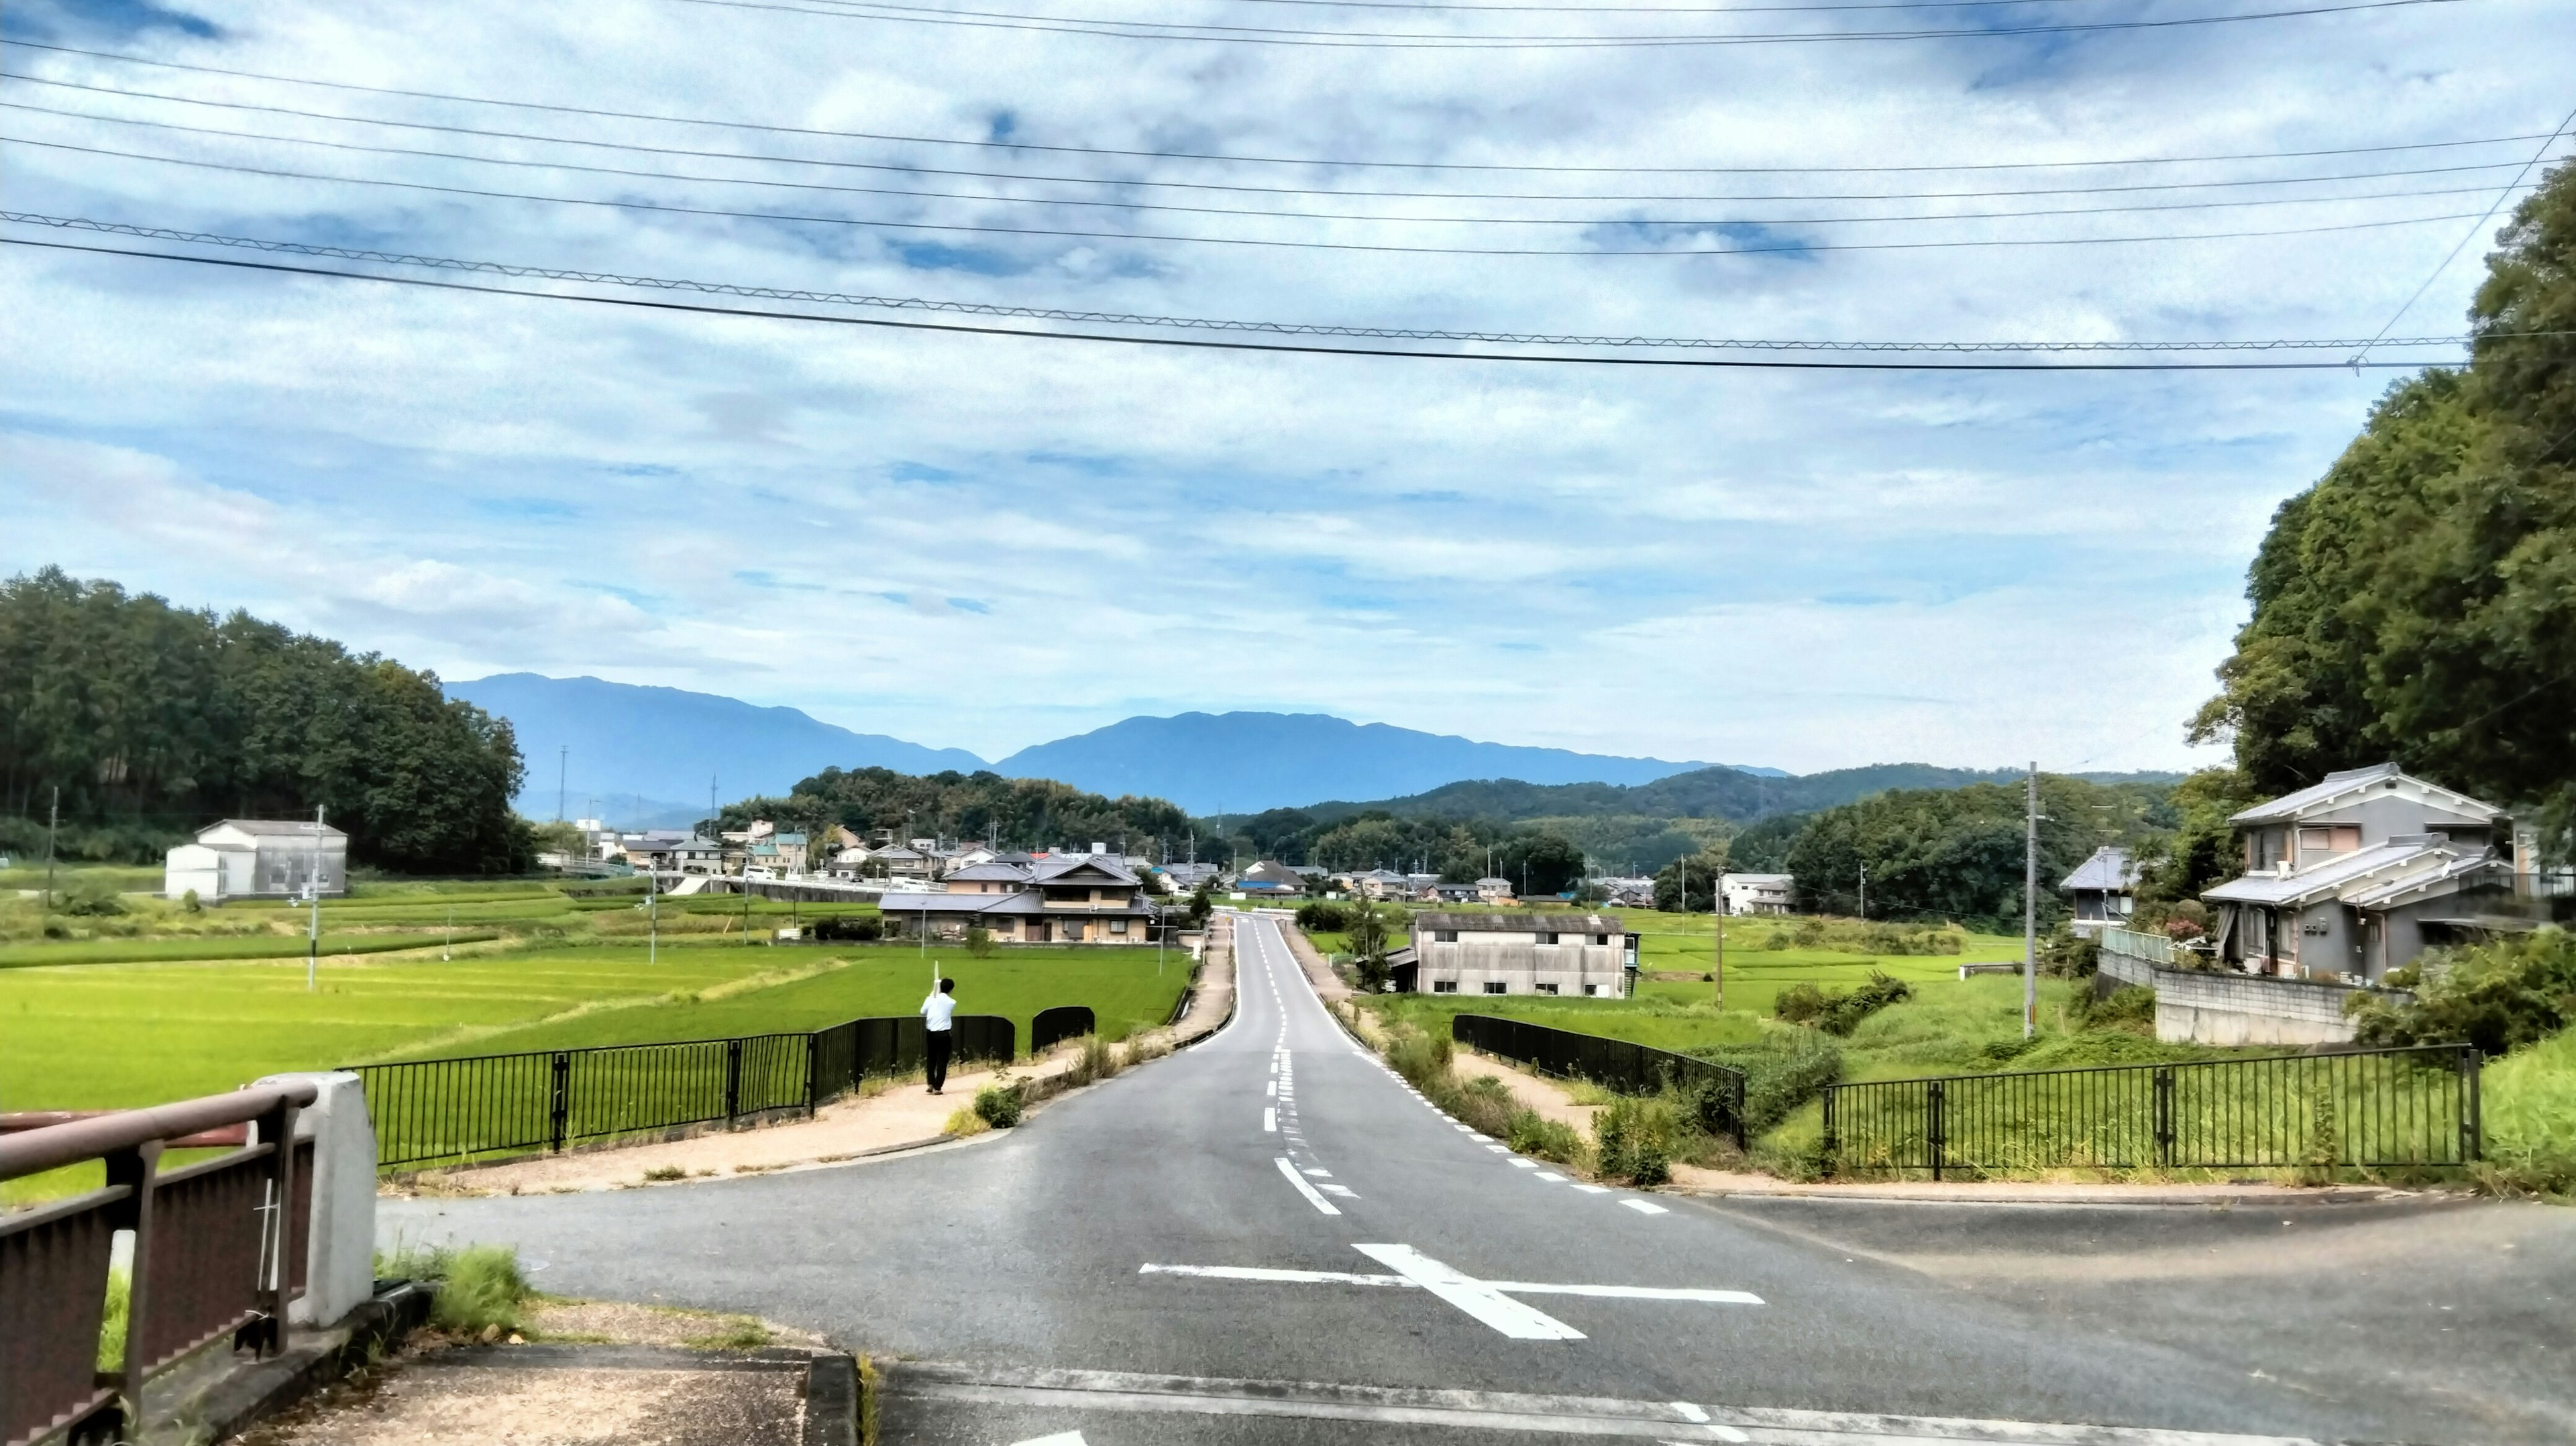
1652, 846, 1727, 912
2192, 159, 2576, 856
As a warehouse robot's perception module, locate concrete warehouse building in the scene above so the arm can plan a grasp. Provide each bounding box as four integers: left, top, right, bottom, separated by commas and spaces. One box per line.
163, 818, 347, 903
1409, 912, 1639, 997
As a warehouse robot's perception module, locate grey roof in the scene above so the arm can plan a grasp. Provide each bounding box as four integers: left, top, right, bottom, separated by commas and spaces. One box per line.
2230, 762, 2504, 827
1414, 911, 1625, 935
208, 819, 348, 839
945, 861, 1033, 883
1030, 854, 1140, 885
2059, 846, 2141, 893
2203, 840, 2483, 908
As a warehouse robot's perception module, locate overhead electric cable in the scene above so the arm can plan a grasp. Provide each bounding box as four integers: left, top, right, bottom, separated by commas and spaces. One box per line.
8, 102, 2550, 227
662, 0, 2458, 48
2, 134, 2526, 257
7, 38, 2542, 176
2353, 101, 2576, 364
5, 77, 2552, 206
0, 231, 2457, 369
0, 211, 2508, 355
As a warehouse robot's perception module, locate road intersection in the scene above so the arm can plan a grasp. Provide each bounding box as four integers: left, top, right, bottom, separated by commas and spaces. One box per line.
385, 913, 2571, 1443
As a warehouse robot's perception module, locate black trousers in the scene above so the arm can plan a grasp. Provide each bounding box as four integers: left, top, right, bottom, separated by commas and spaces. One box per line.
926, 1030, 953, 1093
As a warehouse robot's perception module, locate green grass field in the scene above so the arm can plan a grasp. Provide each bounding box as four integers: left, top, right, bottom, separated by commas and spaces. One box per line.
0, 931, 506, 968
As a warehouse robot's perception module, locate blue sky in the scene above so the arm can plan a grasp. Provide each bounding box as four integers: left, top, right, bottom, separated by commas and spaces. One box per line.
2, 0, 2569, 771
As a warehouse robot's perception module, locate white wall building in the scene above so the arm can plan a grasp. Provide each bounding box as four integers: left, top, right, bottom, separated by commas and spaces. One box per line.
164, 819, 348, 903
1719, 873, 1794, 916
1410, 912, 1638, 997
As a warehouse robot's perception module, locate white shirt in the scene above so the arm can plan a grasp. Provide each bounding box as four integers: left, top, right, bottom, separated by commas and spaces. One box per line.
921, 991, 957, 1032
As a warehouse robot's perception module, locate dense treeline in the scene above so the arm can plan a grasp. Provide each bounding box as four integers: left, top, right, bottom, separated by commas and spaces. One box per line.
2193, 160, 2576, 856
1210, 808, 1591, 891
718, 766, 1189, 855
1296, 762, 2181, 829
0, 568, 529, 872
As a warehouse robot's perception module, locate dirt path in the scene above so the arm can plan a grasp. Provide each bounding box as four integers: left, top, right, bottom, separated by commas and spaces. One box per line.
1272, 912, 1351, 1003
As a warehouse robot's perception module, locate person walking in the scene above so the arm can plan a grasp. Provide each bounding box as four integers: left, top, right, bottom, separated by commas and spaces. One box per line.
921, 976, 958, 1095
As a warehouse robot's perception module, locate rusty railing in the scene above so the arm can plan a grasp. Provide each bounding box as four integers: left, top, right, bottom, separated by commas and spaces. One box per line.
0, 1082, 317, 1446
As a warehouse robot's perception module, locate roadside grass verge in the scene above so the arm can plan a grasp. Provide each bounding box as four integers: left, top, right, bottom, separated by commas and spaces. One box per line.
2481, 1025, 2576, 1197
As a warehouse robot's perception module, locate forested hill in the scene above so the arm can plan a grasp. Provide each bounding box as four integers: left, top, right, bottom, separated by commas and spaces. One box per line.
1296, 763, 2185, 827
714, 765, 1189, 857
0, 567, 529, 873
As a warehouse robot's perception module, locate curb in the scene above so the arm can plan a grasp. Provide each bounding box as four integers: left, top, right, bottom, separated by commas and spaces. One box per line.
157, 1280, 434, 1443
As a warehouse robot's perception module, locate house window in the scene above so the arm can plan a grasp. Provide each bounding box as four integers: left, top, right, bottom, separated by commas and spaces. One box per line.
1110, 918, 1130, 934
1538, 932, 1558, 945
1433, 980, 1458, 993
1483, 981, 1508, 995
1435, 930, 1458, 943
1585, 985, 1605, 997
1593, 934, 1609, 945
1536, 983, 1559, 995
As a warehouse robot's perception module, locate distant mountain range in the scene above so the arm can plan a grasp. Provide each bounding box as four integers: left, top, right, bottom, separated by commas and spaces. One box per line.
447, 674, 985, 827
996, 712, 1752, 816
1298, 764, 2185, 828
445, 675, 1772, 824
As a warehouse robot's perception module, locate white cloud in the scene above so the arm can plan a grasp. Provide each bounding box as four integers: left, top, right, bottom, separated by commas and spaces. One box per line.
0, 0, 2563, 767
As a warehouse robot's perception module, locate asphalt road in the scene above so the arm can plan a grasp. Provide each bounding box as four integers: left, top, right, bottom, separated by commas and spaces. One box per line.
385, 914, 2576, 1445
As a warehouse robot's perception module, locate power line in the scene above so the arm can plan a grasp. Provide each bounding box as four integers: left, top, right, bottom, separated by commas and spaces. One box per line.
2352, 102, 2576, 364
3, 134, 2525, 258
9, 101, 2548, 229
0, 228, 2461, 369
7, 38, 2543, 176
664, 0, 2460, 48
7, 76, 2552, 207
0, 210, 2507, 353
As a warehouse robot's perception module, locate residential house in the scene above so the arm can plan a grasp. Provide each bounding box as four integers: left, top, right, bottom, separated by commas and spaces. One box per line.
1161, 862, 1221, 894
1408, 912, 1638, 997
2059, 847, 2141, 938
944, 860, 1033, 894
1719, 873, 1794, 916
1237, 860, 1306, 895
2201, 762, 2538, 982
1350, 869, 1413, 901
744, 831, 808, 879
1474, 877, 1516, 905
164, 820, 347, 903
869, 845, 936, 883
879, 852, 1159, 945
1425, 882, 1482, 903
1597, 875, 1656, 908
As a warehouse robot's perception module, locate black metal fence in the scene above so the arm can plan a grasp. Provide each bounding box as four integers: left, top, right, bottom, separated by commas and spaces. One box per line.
1821, 1044, 2482, 1179
360, 1013, 1016, 1170
1031, 1006, 1096, 1052
1452, 1014, 1748, 1148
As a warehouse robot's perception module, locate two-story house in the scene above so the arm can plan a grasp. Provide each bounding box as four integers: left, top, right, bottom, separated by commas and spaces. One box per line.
2201, 763, 2526, 982
1719, 873, 1794, 916
879, 851, 1159, 945
1409, 911, 1638, 997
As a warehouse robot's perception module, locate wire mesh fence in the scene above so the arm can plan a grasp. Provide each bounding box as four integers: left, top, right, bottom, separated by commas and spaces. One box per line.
1451, 1013, 1746, 1148
1821, 1044, 2481, 1179
359, 1013, 1018, 1170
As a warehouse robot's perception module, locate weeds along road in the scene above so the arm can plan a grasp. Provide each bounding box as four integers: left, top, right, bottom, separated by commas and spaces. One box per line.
384, 913, 2576, 1445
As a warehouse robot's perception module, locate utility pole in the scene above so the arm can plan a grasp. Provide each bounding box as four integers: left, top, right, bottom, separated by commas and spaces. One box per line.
444, 904, 454, 962
306, 805, 325, 992
2023, 761, 2039, 1040
1858, 863, 1867, 920
1713, 863, 1726, 1011
557, 746, 568, 823
42, 787, 59, 912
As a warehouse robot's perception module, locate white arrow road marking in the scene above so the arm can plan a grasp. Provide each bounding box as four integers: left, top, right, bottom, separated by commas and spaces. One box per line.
1352, 1243, 1587, 1340
1273, 1156, 1341, 1215
1140, 1254, 1762, 1311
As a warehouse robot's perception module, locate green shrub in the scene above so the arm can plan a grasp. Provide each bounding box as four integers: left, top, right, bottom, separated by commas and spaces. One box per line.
1506, 1108, 1585, 1164
1385, 1025, 1454, 1092
376, 1243, 530, 1338
1065, 1034, 1121, 1087
973, 1080, 1024, 1128
2481, 1023, 2576, 1196
1774, 982, 1829, 1025
1778, 971, 1914, 1034
1593, 1095, 1672, 1186
2039, 924, 2100, 978
2349, 929, 2576, 1058
1295, 901, 1351, 933
1693, 1029, 1843, 1135
964, 926, 994, 957
57, 877, 127, 917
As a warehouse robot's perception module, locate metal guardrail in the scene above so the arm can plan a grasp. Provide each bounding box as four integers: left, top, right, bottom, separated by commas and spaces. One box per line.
1820, 1044, 2481, 1179
1450, 1014, 1748, 1149
357, 1014, 1018, 1171
1030, 1006, 1096, 1053
1, 1083, 317, 1446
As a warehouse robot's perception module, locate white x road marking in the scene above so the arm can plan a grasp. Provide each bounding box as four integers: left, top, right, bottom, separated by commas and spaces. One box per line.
1142, 1244, 1761, 1340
